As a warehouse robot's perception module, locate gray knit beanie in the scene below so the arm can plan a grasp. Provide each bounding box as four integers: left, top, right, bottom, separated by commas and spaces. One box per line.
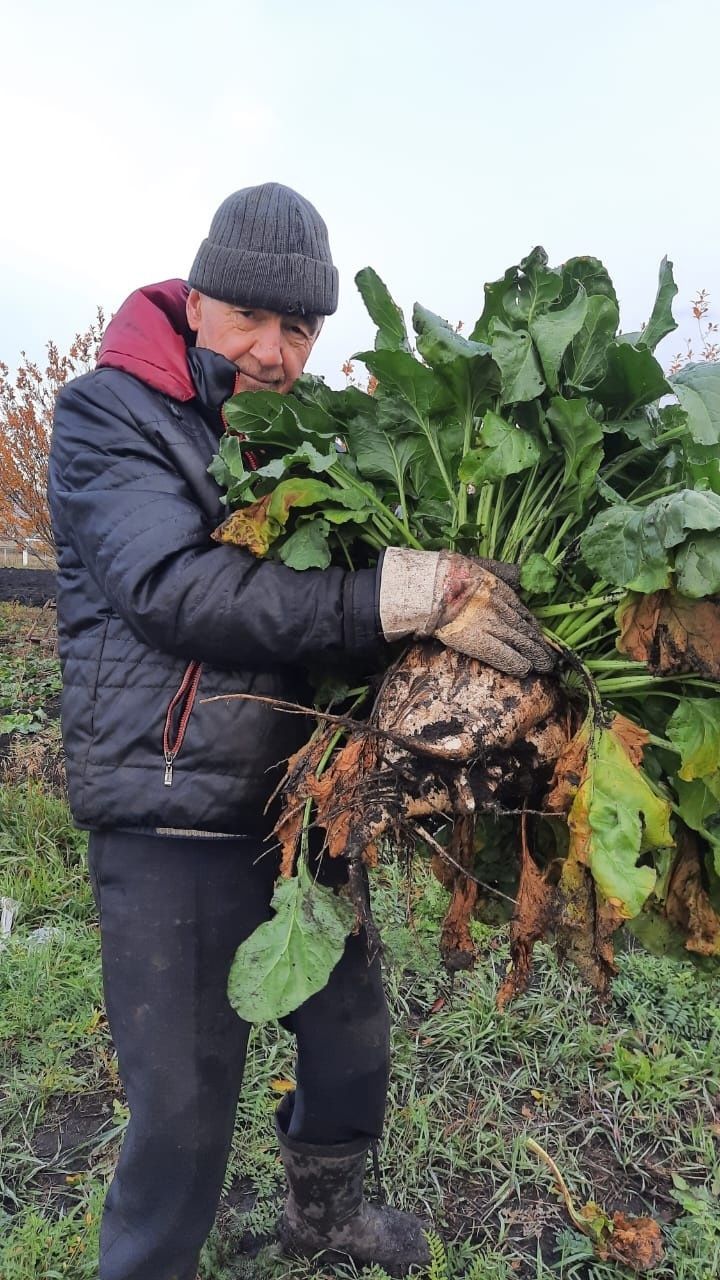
188, 182, 338, 316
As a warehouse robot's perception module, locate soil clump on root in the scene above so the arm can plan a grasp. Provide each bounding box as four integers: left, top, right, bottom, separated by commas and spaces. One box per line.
275, 642, 573, 990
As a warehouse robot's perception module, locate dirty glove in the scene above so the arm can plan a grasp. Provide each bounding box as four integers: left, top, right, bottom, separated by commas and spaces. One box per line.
378, 548, 555, 677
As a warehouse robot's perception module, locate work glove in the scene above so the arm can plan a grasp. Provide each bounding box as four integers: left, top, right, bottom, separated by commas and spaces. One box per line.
378, 547, 555, 677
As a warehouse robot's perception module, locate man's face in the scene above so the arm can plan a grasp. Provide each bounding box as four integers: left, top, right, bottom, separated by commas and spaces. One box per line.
186, 290, 321, 395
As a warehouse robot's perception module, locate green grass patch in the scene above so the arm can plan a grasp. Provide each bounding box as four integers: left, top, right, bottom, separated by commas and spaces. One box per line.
0, 603, 62, 738
2, 783, 720, 1279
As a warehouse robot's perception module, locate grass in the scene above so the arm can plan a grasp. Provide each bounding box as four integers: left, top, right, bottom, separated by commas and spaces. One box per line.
0, 602, 64, 788
1, 602, 719, 1278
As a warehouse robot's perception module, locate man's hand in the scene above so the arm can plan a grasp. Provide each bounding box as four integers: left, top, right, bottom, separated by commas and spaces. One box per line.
379, 548, 556, 677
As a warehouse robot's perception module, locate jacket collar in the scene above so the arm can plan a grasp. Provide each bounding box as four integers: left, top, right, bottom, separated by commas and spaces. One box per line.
186, 347, 238, 413
96, 278, 238, 412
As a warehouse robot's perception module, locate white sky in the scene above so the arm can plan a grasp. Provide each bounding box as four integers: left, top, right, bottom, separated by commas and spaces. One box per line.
2, 0, 718, 383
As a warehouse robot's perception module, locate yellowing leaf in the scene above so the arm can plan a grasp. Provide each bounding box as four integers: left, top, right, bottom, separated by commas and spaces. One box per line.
569, 719, 671, 917
213, 494, 274, 556
667, 698, 720, 782
549, 715, 672, 920
270, 1076, 296, 1093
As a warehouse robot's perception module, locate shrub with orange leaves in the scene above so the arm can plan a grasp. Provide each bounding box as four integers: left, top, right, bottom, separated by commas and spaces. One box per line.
0, 312, 104, 553
669, 289, 720, 372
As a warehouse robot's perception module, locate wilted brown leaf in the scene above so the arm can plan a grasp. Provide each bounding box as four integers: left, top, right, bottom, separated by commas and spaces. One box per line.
307, 735, 378, 858
547, 714, 647, 818
546, 722, 590, 814
273, 733, 333, 877
440, 816, 478, 972
597, 1210, 665, 1270
529, 1140, 664, 1272
666, 832, 720, 957
554, 855, 619, 993
611, 713, 649, 767
617, 590, 720, 679
497, 821, 554, 1008
212, 495, 274, 557
430, 850, 455, 891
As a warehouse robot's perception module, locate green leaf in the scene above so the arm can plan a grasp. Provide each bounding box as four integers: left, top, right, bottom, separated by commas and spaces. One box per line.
546, 395, 604, 513
224, 391, 337, 450
566, 295, 620, 389
672, 362, 720, 446
278, 520, 333, 569
585, 489, 720, 597
458, 410, 541, 484
413, 304, 500, 411
470, 264, 520, 341
593, 341, 672, 412
223, 390, 290, 437
355, 348, 445, 419
559, 256, 619, 308
667, 699, 720, 781
504, 247, 562, 325
638, 257, 678, 352
413, 305, 491, 366
488, 319, 545, 403
654, 489, 720, 549
321, 505, 373, 525
627, 909, 718, 971
529, 287, 588, 391
674, 778, 720, 874
210, 434, 248, 483
293, 376, 376, 429
251, 441, 338, 485
227, 860, 355, 1023
685, 441, 720, 495
266, 478, 359, 528
602, 412, 657, 448
520, 553, 559, 595
217, 478, 369, 557
675, 532, 720, 598
580, 504, 671, 593
355, 267, 411, 352
409, 426, 464, 504
209, 435, 262, 504
346, 417, 422, 491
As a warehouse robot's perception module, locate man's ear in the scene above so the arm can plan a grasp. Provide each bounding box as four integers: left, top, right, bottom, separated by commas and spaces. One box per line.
186, 288, 202, 333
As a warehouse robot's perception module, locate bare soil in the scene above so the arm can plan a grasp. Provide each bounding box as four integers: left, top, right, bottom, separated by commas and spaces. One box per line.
0, 568, 56, 607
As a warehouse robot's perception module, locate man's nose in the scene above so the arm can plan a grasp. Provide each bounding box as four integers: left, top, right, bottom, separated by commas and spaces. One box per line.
251, 322, 284, 368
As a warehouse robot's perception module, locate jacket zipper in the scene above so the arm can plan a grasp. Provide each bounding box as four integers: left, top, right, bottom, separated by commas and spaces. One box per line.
161, 374, 259, 787
162, 660, 203, 786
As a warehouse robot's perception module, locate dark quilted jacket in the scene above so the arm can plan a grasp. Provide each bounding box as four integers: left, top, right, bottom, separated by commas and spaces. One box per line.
48, 280, 380, 834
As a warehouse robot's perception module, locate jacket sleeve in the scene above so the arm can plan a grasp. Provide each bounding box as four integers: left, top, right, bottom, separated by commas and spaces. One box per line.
48, 375, 381, 668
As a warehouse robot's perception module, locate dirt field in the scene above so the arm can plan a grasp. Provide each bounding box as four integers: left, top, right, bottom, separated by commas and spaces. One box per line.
0, 568, 56, 607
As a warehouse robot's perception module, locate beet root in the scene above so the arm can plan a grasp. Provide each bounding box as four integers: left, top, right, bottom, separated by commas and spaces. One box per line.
273, 641, 571, 975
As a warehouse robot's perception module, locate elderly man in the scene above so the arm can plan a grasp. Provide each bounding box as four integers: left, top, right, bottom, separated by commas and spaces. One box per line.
48, 183, 553, 1280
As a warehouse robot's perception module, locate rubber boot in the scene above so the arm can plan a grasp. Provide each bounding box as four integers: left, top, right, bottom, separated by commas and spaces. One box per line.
275, 1110, 432, 1276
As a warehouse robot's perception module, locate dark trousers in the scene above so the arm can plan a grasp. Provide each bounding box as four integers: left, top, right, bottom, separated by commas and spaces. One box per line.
88, 830, 390, 1280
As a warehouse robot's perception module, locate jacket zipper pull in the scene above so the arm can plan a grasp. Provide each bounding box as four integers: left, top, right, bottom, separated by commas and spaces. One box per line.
162, 661, 203, 790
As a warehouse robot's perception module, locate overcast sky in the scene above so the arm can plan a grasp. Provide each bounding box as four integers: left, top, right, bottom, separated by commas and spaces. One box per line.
3, 0, 718, 383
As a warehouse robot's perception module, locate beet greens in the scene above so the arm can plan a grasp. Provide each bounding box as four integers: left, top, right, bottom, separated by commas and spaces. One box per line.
210, 249, 720, 1022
